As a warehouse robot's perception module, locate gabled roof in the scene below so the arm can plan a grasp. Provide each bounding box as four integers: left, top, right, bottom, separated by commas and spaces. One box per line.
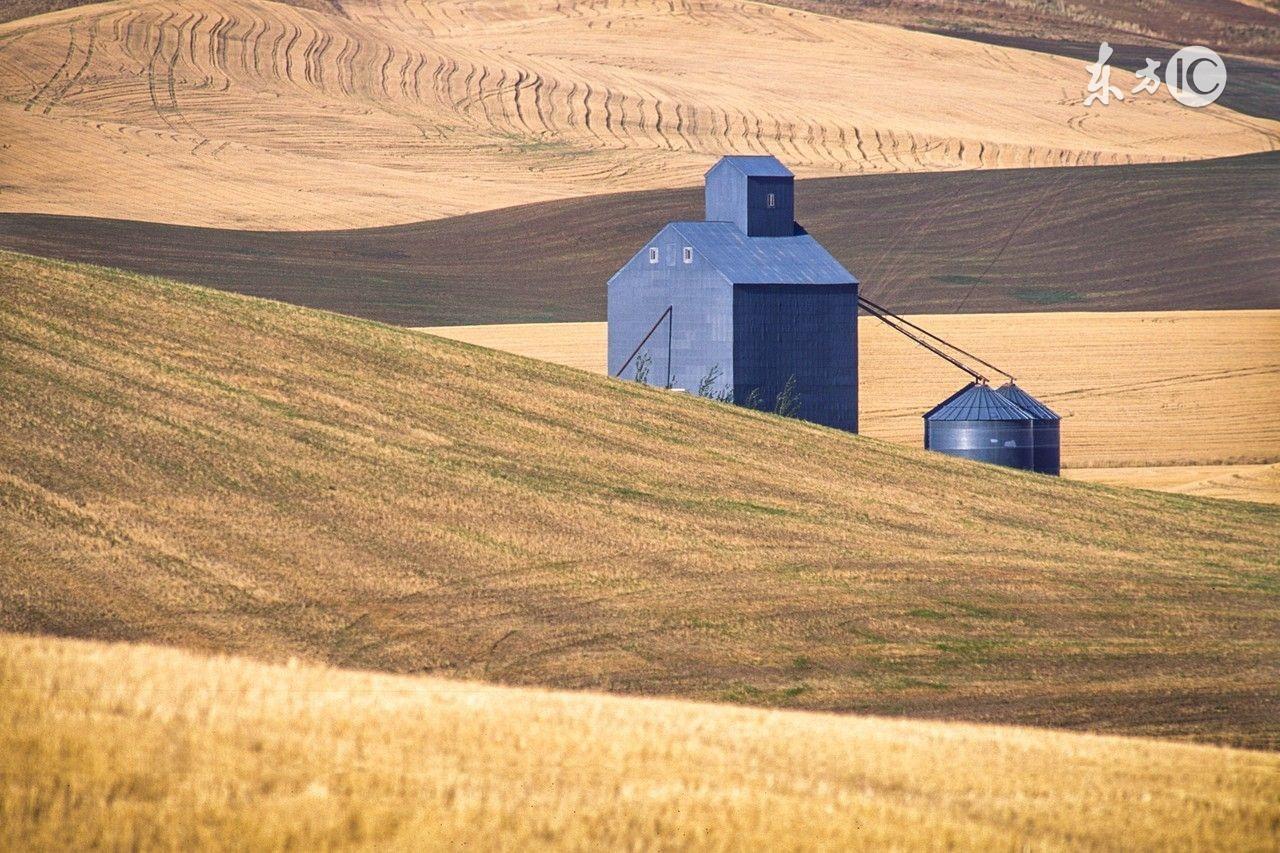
670, 221, 856, 285
923, 383, 1034, 422
706, 155, 794, 178
995, 383, 1060, 421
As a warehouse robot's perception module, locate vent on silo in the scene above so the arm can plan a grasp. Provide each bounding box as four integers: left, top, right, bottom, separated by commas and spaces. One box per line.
995, 383, 1061, 476
923, 383, 1035, 471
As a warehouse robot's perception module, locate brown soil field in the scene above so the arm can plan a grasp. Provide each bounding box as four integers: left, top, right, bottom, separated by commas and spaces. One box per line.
422, 310, 1280, 471
3, 251, 1278, 748
0, 0, 1276, 229
1066, 464, 1280, 505
5, 634, 1279, 850
3, 153, 1276, 325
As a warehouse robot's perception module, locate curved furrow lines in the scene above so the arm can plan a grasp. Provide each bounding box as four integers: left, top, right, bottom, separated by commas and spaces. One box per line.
392, 50, 412, 100
142, 10, 179, 134
185, 10, 206, 69
408, 51, 426, 104
279, 20, 303, 91
531, 67, 550, 135
158, 10, 205, 140
580, 81, 601, 143
40, 20, 94, 114
23, 25, 75, 111
474, 62, 494, 128
238, 12, 262, 78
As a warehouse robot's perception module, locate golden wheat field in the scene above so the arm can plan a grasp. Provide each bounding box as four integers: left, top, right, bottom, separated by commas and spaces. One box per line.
423, 310, 1280, 480
0, 0, 1276, 228
4, 633, 1279, 851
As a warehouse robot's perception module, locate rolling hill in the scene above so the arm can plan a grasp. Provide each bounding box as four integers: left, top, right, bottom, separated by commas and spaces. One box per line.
3, 153, 1277, 325
2, 250, 1278, 747
5, 633, 1279, 849
0, 0, 1276, 229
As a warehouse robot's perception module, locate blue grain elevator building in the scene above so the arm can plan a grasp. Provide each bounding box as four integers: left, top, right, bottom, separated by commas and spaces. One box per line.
607, 156, 859, 431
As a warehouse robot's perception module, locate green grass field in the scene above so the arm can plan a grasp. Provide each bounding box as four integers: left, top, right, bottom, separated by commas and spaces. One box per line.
1, 251, 1278, 747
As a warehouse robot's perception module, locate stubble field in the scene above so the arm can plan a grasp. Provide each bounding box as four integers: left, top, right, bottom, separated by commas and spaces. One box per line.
0, 0, 1276, 228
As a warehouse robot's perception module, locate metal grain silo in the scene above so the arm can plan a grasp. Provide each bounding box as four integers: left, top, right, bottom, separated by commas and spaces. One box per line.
607, 156, 859, 432
995, 382, 1061, 475
923, 383, 1035, 471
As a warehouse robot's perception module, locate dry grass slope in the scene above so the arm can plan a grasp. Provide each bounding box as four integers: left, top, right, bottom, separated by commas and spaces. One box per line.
422, 310, 1280, 470
0, 0, 1276, 228
4, 635, 1280, 850
2, 251, 1278, 747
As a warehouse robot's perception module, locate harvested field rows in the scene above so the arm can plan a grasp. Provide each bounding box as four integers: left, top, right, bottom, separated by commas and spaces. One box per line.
422, 309, 1280, 471
0, 0, 1276, 228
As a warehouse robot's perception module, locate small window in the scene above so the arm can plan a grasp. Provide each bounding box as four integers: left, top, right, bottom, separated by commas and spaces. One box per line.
648, 247, 659, 264
766, 192, 777, 209
682, 246, 693, 264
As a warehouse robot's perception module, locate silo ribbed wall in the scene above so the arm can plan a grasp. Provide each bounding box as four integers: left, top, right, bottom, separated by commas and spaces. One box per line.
1031, 420, 1061, 475
994, 383, 1061, 476
925, 420, 1035, 470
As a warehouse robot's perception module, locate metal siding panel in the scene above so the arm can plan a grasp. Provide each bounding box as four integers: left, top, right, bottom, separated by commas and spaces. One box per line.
608, 225, 734, 393
607, 226, 678, 383
671, 238, 734, 394
705, 165, 749, 234
732, 283, 859, 432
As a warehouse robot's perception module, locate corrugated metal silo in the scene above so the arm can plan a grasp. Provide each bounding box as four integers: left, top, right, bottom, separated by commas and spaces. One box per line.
995, 383, 1061, 475
923, 383, 1035, 471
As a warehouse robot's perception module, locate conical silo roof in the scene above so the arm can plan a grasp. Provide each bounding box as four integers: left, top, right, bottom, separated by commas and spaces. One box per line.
923, 383, 1034, 422
995, 382, 1060, 421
